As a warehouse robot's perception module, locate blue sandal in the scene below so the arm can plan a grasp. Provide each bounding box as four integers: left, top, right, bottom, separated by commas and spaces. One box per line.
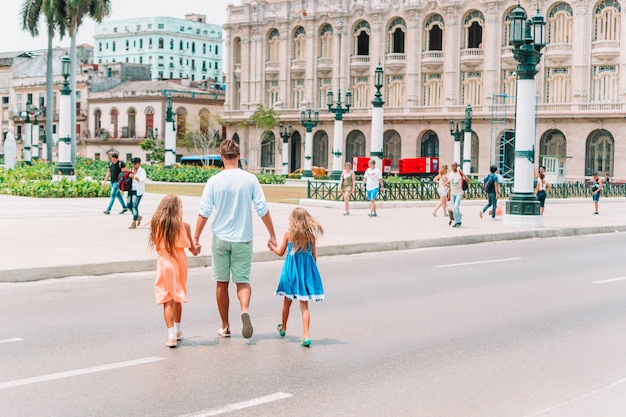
277, 324, 285, 337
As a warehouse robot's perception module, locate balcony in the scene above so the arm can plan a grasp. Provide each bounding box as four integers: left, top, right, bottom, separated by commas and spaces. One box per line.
420, 50, 443, 71
350, 55, 370, 75
544, 43, 572, 65
591, 40, 620, 63
317, 57, 332, 75
460, 48, 484, 70
265, 60, 279, 78
290, 58, 306, 76
500, 45, 516, 67
385, 53, 406, 72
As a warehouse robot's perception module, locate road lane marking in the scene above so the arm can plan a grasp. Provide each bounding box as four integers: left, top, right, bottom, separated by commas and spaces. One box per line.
435, 257, 521, 268
592, 276, 626, 284
524, 376, 626, 416
0, 356, 164, 390
0, 338, 23, 344
179, 392, 293, 417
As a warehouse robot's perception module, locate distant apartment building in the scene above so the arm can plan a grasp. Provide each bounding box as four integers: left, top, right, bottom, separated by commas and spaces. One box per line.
94, 13, 223, 83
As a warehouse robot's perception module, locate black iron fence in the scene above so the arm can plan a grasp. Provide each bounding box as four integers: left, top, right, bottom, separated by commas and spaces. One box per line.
307, 180, 626, 201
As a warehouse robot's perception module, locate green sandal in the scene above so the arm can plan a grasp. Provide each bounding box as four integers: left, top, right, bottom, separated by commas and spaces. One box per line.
300, 338, 311, 347
277, 324, 285, 337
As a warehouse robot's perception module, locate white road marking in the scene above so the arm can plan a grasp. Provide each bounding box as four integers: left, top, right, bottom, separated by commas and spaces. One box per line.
0, 338, 23, 344
524, 377, 626, 416
0, 356, 164, 390
435, 257, 521, 268
179, 392, 293, 417
592, 276, 626, 284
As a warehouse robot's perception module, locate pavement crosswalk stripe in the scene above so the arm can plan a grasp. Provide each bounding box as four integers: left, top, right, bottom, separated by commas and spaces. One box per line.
592, 276, 626, 284
178, 392, 293, 417
0, 356, 164, 390
0, 338, 23, 344
435, 257, 521, 268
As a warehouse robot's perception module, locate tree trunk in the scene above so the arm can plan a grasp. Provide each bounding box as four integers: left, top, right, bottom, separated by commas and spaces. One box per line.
46, 30, 54, 162
70, 31, 77, 165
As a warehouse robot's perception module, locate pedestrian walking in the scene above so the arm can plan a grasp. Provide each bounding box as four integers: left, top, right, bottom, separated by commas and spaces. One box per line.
149, 194, 198, 348
590, 172, 603, 214
432, 164, 449, 217
339, 162, 356, 215
194, 139, 277, 339
269, 207, 324, 348
480, 165, 499, 219
448, 162, 469, 227
535, 172, 551, 215
127, 157, 147, 229
362, 159, 385, 217
102, 152, 129, 214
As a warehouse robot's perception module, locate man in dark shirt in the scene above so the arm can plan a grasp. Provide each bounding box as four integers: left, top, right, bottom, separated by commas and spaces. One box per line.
102, 152, 129, 214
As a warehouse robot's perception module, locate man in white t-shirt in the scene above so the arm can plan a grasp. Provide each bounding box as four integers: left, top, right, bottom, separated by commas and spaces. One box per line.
362, 159, 385, 217
448, 162, 469, 227
194, 140, 277, 339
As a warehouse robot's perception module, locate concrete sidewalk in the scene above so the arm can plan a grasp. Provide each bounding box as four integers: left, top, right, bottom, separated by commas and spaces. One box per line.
1, 193, 625, 282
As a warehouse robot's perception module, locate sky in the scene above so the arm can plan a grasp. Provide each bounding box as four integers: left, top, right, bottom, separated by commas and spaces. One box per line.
0, 0, 235, 53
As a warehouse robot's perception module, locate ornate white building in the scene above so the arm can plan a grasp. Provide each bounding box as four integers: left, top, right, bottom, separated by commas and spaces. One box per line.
222, 0, 624, 181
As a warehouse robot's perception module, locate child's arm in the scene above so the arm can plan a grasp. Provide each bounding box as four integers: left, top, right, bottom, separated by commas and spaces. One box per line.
312, 240, 318, 262
269, 231, 289, 256
183, 222, 198, 255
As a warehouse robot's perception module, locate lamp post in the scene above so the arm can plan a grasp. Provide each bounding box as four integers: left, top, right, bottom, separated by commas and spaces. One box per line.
327, 88, 352, 180
32, 107, 41, 160
300, 108, 319, 178
54, 55, 75, 179
462, 104, 472, 174
449, 121, 463, 165
505, 2, 545, 226
279, 123, 292, 175
22, 102, 32, 165
164, 94, 176, 167
369, 64, 384, 168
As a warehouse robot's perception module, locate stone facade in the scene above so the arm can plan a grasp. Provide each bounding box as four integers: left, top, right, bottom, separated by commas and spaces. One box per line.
221, 0, 625, 181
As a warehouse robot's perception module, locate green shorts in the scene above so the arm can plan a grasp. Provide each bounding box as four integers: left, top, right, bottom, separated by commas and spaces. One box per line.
211, 235, 253, 283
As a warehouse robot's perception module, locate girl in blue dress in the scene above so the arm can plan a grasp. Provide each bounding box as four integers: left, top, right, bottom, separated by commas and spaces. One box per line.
269, 207, 324, 347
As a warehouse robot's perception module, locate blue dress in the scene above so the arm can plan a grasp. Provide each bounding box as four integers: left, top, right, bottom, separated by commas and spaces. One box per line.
275, 242, 324, 301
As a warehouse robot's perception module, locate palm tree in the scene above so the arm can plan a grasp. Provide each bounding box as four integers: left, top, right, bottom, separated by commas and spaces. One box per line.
21, 0, 68, 162
65, 0, 111, 164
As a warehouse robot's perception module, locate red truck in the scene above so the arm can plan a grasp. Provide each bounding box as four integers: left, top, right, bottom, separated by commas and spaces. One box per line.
398, 157, 439, 179
352, 156, 392, 175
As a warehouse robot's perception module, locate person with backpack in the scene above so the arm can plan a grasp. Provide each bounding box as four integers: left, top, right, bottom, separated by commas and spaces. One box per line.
102, 152, 129, 215
127, 157, 147, 229
480, 165, 499, 219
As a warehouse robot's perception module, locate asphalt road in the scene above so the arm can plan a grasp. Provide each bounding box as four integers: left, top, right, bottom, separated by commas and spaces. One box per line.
1, 233, 626, 417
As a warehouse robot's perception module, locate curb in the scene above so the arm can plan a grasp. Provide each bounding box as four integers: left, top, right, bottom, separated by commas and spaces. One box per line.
4, 225, 626, 283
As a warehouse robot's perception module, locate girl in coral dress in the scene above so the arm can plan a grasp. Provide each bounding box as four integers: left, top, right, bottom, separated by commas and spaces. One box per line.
269, 207, 324, 347
149, 194, 197, 348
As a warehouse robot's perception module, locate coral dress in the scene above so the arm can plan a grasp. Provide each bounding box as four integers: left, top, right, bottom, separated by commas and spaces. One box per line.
275, 242, 324, 301
154, 225, 191, 304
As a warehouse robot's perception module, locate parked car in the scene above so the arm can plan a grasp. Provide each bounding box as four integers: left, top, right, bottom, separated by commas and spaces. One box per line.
291, 166, 327, 178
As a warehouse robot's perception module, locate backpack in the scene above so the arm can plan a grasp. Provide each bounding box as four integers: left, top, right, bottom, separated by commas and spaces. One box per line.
117, 171, 133, 192
484, 174, 496, 193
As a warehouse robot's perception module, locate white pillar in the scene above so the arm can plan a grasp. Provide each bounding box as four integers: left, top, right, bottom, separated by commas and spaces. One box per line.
303, 129, 313, 176
370, 105, 384, 168
164, 121, 176, 166
331, 118, 343, 177
462, 130, 471, 174
32, 122, 40, 160
4, 128, 16, 169
23, 119, 32, 163
454, 140, 461, 165
281, 140, 289, 175
57, 92, 72, 171
513, 78, 536, 194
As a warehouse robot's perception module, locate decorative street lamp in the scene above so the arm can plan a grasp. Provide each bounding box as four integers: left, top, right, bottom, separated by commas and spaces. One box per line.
22, 102, 32, 165
279, 123, 292, 175
327, 88, 352, 180
299, 107, 319, 178
164, 94, 176, 167
462, 104, 472, 174
449, 120, 463, 165
505, 2, 545, 226
54, 56, 75, 179
369, 64, 384, 168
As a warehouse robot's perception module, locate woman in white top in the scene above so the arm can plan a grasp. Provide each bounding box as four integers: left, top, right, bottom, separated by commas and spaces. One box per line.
432, 164, 449, 217
339, 162, 356, 215
535, 172, 551, 215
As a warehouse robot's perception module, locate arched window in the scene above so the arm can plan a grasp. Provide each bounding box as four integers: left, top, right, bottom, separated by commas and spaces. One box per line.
545, 68, 571, 103
424, 14, 444, 51
199, 108, 210, 135
353, 21, 371, 56
110, 108, 119, 138
345, 130, 366, 163
540, 129, 567, 161
594, 0, 621, 41
261, 132, 276, 168
290, 131, 302, 172
94, 109, 102, 136
420, 131, 439, 157
319, 24, 333, 58
464, 11, 484, 48
383, 130, 402, 170
422, 73, 442, 106
293, 26, 306, 60
462, 71, 482, 105
547, 3, 573, 44
387, 18, 406, 54
232, 133, 240, 144
126, 108, 136, 138
176, 107, 188, 140
386, 76, 405, 107
585, 130, 614, 176
313, 131, 329, 169
291, 80, 305, 109
592, 65, 618, 101
267, 29, 280, 61
266, 80, 279, 108
158, 38, 164, 49
351, 77, 370, 108
234, 37, 242, 65
144, 107, 154, 138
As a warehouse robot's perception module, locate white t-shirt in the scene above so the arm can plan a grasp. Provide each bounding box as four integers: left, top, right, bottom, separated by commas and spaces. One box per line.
448, 170, 462, 195
364, 167, 383, 191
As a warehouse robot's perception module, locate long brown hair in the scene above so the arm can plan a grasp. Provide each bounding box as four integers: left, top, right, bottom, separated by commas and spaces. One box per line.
149, 194, 183, 255
289, 207, 324, 252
